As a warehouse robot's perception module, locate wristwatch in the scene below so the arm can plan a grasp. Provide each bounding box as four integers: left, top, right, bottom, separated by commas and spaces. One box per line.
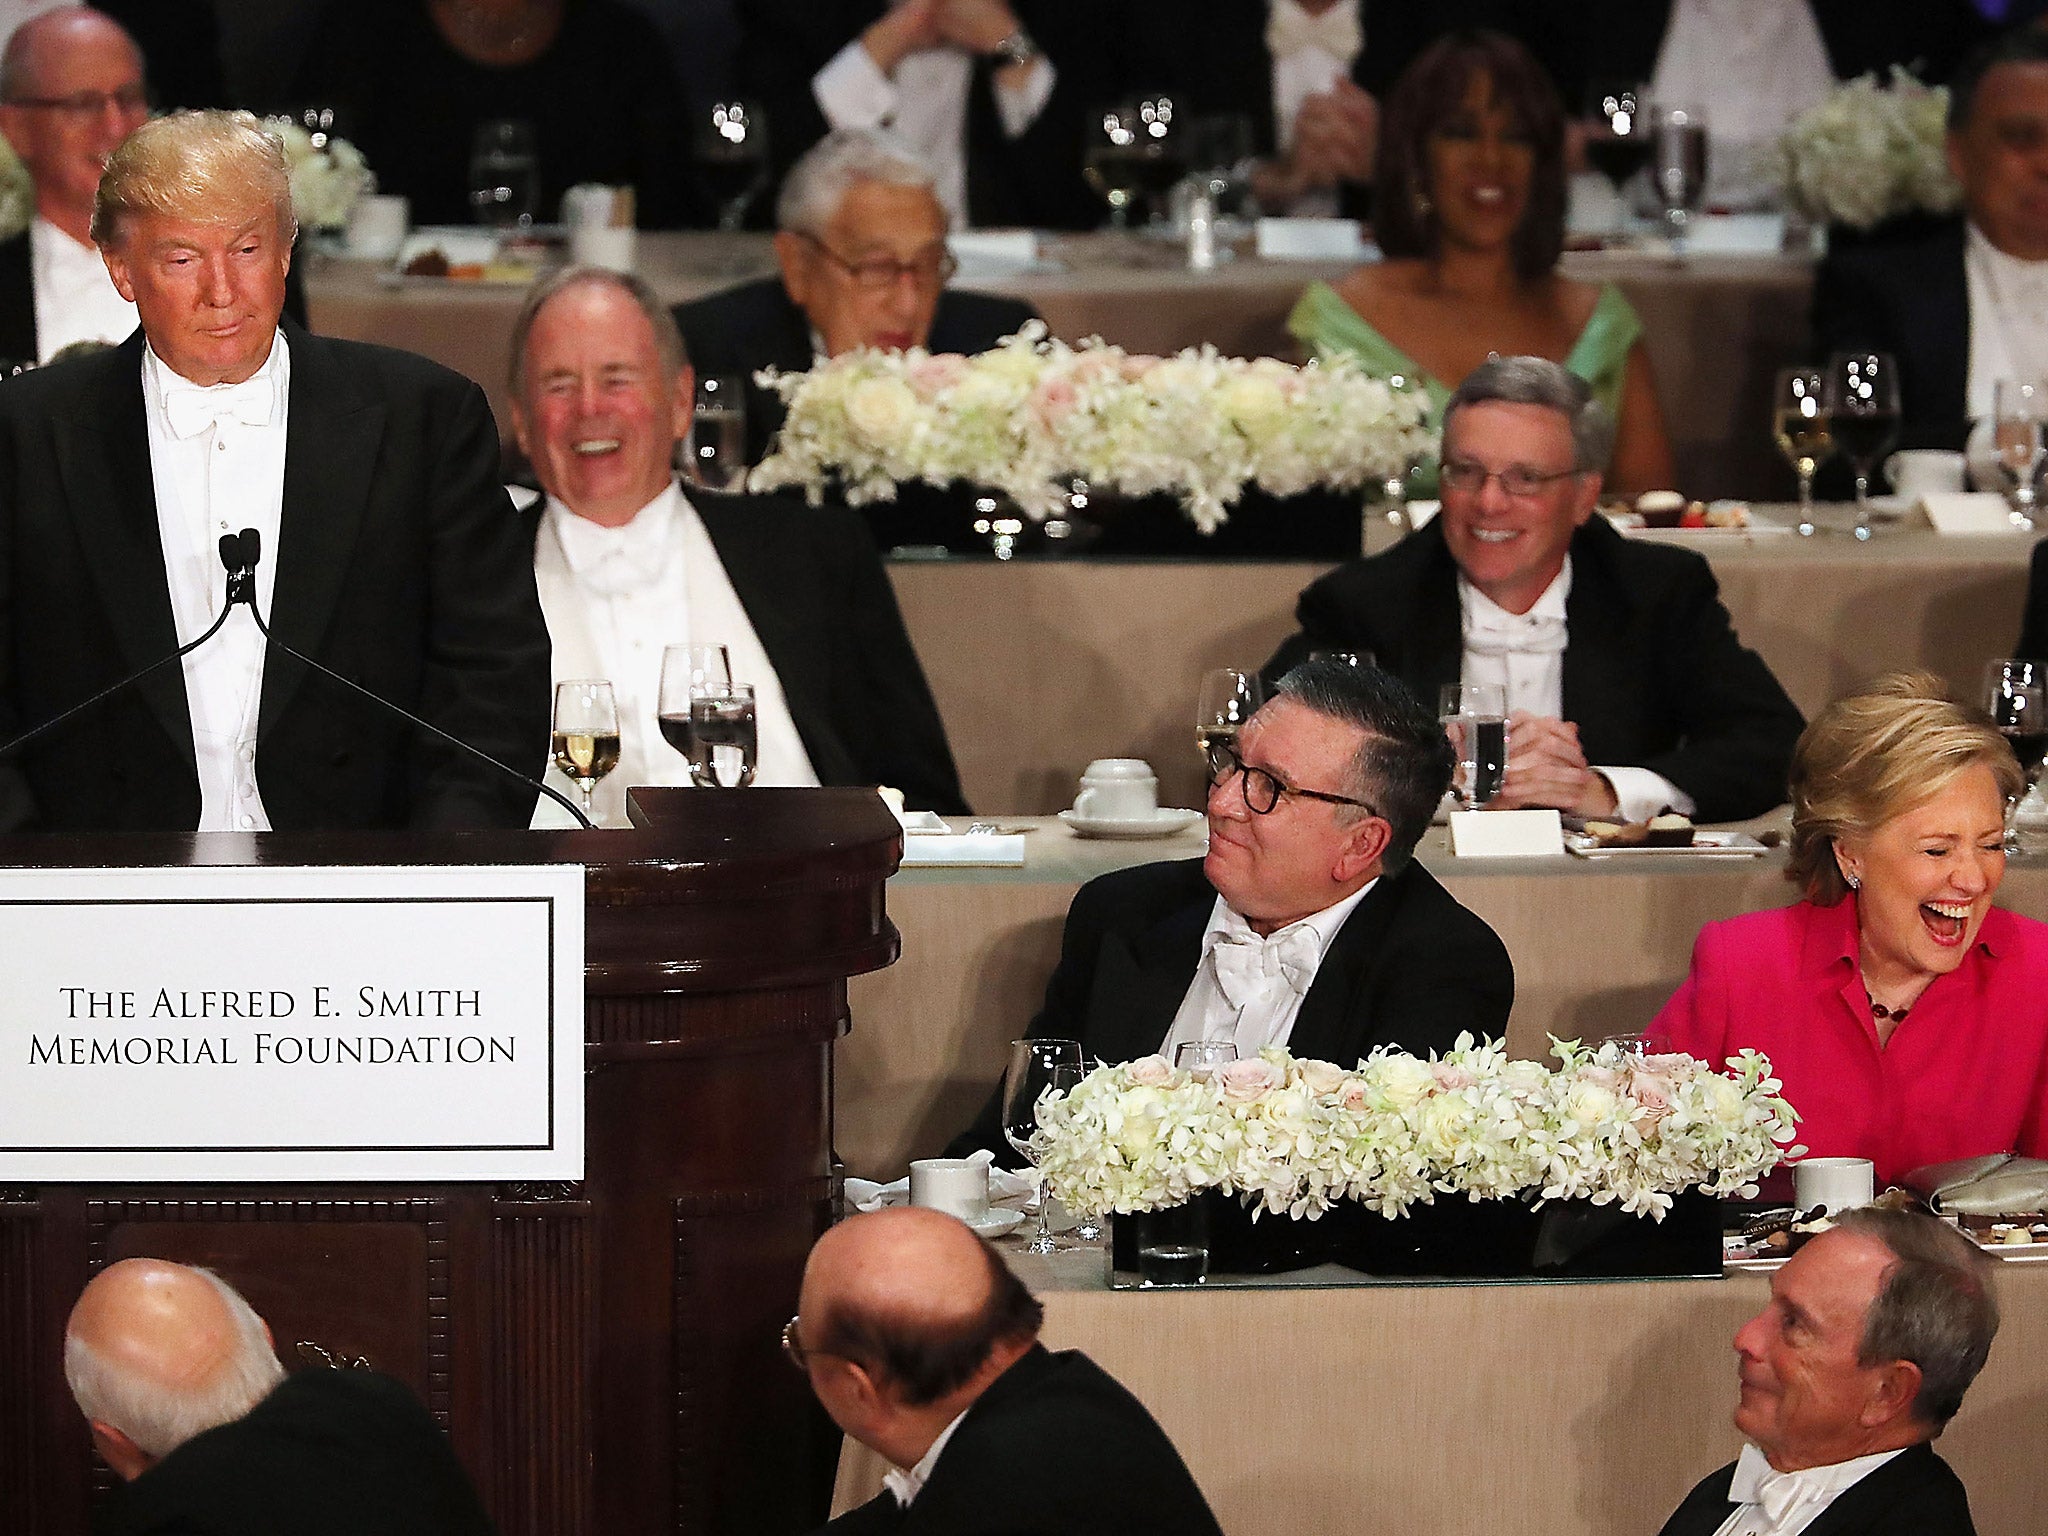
986, 29, 1040, 69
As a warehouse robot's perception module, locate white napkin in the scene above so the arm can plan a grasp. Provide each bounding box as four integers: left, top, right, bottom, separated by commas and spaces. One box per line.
1922, 492, 2019, 534
846, 1149, 1041, 1213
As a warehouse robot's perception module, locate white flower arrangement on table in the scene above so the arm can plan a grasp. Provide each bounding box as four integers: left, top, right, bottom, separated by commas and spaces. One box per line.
1029, 1034, 1803, 1224
1770, 68, 1961, 232
262, 116, 374, 233
746, 320, 1435, 534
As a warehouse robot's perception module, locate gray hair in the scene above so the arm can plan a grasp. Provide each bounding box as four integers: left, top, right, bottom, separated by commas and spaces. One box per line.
65, 1267, 284, 1459
0, 6, 139, 105
1273, 658, 1454, 872
1834, 1208, 2001, 1431
1441, 355, 1614, 474
508, 263, 690, 401
775, 127, 943, 238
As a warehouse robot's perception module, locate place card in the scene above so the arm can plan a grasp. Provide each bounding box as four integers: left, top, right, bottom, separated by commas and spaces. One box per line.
947, 229, 1038, 267
1254, 218, 1369, 261
1448, 809, 1564, 858
1922, 492, 2024, 535
899, 834, 1026, 868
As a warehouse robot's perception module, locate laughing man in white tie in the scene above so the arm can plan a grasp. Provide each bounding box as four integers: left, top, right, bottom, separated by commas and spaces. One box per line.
1656, 1208, 1997, 1536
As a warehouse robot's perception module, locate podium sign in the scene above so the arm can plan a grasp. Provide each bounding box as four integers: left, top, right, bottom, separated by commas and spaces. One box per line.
0, 863, 584, 1180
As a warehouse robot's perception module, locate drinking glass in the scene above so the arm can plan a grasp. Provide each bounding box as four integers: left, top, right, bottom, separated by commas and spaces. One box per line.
1188, 112, 1255, 222
469, 119, 538, 229
692, 100, 769, 232
1773, 368, 1833, 537
550, 679, 620, 820
677, 683, 756, 788
1195, 668, 1264, 763
1649, 104, 1708, 254
1173, 1040, 1237, 1078
1825, 352, 1900, 542
1583, 81, 1649, 235
1438, 682, 1508, 807
688, 374, 748, 491
1310, 649, 1375, 669
1995, 379, 2045, 531
1986, 659, 2048, 854
1085, 96, 1184, 228
1004, 1039, 1085, 1255
658, 642, 731, 701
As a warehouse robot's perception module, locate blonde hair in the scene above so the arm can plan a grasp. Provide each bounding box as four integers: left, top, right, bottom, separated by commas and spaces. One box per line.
92, 109, 296, 248
1788, 670, 2023, 903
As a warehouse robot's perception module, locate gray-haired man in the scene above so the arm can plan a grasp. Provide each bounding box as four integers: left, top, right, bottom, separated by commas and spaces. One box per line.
1268, 355, 1804, 823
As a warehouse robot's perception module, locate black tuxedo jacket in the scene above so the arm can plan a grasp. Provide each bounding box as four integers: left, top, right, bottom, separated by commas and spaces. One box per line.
1812, 217, 1970, 455
0, 322, 552, 832
1267, 515, 1805, 822
2017, 538, 2048, 663
815, 1345, 1222, 1536
950, 855, 1514, 1160
1657, 1443, 1976, 1536
97, 1368, 494, 1536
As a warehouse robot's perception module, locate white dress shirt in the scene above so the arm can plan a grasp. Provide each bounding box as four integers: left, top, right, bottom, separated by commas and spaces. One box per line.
1161, 879, 1376, 1063
1458, 561, 1694, 823
883, 1406, 971, 1508
29, 216, 138, 363
1266, 0, 1363, 218
140, 331, 290, 832
812, 5, 1056, 228
1711, 1443, 1904, 1536
532, 481, 819, 828
1650, 0, 1833, 211
1964, 219, 2048, 423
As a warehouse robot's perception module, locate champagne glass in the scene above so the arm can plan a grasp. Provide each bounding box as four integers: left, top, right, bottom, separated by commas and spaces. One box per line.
1583, 81, 1649, 236
1438, 683, 1508, 808
1004, 1038, 1085, 1255
1774, 368, 1833, 537
550, 679, 621, 820
1986, 659, 2048, 854
692, 100, 769, 232
469, 119, 538, 229
1649, 104, 1708, 255
1173, 1040, 1236, 1078
1825, 352, 1900, 542
688, 374, 748, 490
1995, 379, 2045, 531
1195, 668, 1265, 763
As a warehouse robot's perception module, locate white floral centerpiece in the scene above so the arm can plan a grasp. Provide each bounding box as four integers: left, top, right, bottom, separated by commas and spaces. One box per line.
1770, 68, 1961, 231
262, 116, 374, 234
1029, 1034, 1802, 1224
747, 321, 1434, 534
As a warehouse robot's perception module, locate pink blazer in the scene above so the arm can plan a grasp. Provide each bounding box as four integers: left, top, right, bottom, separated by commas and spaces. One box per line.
1650, 897, 2048, 1187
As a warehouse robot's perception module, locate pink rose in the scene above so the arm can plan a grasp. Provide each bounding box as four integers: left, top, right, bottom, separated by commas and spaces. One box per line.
1030, 375, 1078, 429
1637, 1052, 1696, 1075
1579, 1066, 1620, 1091
1338, 1081, 1370, 1111
906, 353, 969, 398
1629, 1070, 1677, 1111
1217, 1058, 1283, 1101
1125, 1055, 1172, 1087
1431, 1063, 1477, 1091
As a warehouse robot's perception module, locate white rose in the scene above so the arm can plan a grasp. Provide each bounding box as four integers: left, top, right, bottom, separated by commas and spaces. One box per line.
1221, 375, 1287, 441
1298, 1059, 1349, 1096
1371, 1055, 1436, 1111
1564, 1080, 1620, 1127
1414, 1094, 1470, 1160
845, 377, 920, 448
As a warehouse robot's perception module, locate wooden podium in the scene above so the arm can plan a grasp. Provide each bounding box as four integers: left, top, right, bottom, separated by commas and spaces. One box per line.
0, 787, 902, 1536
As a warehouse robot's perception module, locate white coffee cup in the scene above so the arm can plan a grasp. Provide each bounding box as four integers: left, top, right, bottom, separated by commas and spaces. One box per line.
1073, 758, 1158, 821
908, 1157, 989, 1222
1883, 449, 1966, 500
570, 224, 637, 273
1794, 1156, 1875, 1214
344, 194, 409, 261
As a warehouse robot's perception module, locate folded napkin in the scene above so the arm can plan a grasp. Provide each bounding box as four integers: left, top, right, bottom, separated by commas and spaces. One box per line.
1922, 492, 2017, 535
845, 1149, 1041, 1213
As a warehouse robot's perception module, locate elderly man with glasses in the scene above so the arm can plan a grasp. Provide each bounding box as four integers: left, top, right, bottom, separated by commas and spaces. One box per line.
1269, 355, 1804, 824
949, 656, 1513, 1161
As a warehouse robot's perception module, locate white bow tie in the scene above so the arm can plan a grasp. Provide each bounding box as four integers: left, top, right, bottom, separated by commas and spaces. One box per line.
162, 374, 275, 440
1265, 1, 1362, 65
555, 507, 674, 597
1463, 609, 1569, 659
1728, 1444, 1815, 1532
1209, 925, 1321, 1010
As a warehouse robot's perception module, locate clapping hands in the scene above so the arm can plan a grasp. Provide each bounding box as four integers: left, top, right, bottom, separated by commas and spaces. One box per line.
1492, 712, 1619, 819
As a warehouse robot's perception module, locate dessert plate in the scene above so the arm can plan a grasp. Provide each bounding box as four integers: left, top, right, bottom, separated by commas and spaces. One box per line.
1057, 807, 1204, 839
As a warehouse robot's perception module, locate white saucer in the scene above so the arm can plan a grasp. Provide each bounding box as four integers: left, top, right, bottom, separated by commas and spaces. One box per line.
1057, 807, 1204, 839
963, 1208, 1027, 1238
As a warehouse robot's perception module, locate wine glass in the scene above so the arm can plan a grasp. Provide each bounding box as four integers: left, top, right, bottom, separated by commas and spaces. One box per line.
1825, 352, 1900, 542
1774, 368, 1833, 537
1438, 683, 1508, 808
1986, 659, 2048, 854
1173, 1040, 1236, 1078
551, 679, 621, 820
469, 119, 538, 229
1084, 103, 1145, 229
688, 374, 748, 491
1195, 668, 1265, 764
1004, 1038, 1085, 1255
1995, 378, 2045, 531
1649, 104, 1708, 255
1583, 81, 1649, 236
692, 100, 769, 232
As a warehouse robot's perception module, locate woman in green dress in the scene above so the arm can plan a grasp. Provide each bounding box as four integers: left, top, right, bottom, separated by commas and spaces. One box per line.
1290, 30, 1674, 497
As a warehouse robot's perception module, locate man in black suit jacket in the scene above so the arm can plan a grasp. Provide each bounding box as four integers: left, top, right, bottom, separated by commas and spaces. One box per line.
1656, 1208, 1996, 1536
795, 1208, 1222, 1536
952, 656, 1512, 1160
517, 264, 967, 818
0, 110, 549, 833
67, 1257, 493, 1536
1268, 357, 1802, 824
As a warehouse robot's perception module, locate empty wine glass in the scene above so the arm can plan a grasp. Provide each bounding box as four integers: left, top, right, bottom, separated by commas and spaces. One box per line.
551, 679, 620, 820
688, 374, 748, 491
1004, 1038, 1085, 1255
469, 119, 538, 229
1825, 352, 1900, 542
693, 100, 769, 232
1986, 659, 2048, 854
1438, 682, 1507, 807
1773, 368, 1833, 537
1649, 104, 1708, 255
1583, 81, 1649, 236
1995, 378, 2045, 531
1195, 668, 1265, 764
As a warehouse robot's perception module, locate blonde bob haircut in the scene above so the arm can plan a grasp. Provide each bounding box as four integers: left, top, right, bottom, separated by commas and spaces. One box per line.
91, 109, 297, 249
1788, 670, 2023, 905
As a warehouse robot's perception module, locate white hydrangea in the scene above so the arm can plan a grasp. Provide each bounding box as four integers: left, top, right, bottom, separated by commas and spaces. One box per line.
262, 117, 375, 232
1770, 69, 1962, 231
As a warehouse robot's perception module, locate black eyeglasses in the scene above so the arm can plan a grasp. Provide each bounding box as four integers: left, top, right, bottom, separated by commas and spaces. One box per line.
5, 84, 148, 117
1205, 742, 1378, 817
800, 234, 958, 291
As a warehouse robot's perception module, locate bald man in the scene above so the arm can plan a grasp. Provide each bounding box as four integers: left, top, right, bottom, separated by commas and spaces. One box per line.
65, 1258, 493, 1535
788, 1208, 1222, 1535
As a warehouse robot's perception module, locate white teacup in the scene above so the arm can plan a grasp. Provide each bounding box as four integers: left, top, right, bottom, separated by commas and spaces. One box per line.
1074, 758, 1158, 821
908, 1157, 989, 1222
1883, 449, 1966, 500
344, 194, 408, 261
1794, 1156, 1875, 1214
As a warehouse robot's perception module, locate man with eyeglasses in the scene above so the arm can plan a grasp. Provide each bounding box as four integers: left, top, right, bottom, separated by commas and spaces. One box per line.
1269, 355, 1803, 824
949, 656, 1512, 1160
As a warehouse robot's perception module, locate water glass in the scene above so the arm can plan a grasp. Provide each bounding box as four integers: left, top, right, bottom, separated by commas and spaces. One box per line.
1196, 668, 1264, 764
1173, 1040, 1237, 1078
1986, 658, 2048, 853
1650, 104, 1708, 254
1438, 682, 1508, 807
688, 375, 748, 491
469, 119, 538, 229
1134, 1198, 1208, 1287
1995, 379, 2045, 531
683, 683, 756, 789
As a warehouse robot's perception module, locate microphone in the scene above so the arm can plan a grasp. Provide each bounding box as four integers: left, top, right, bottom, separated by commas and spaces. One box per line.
223, 529, 593, 830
